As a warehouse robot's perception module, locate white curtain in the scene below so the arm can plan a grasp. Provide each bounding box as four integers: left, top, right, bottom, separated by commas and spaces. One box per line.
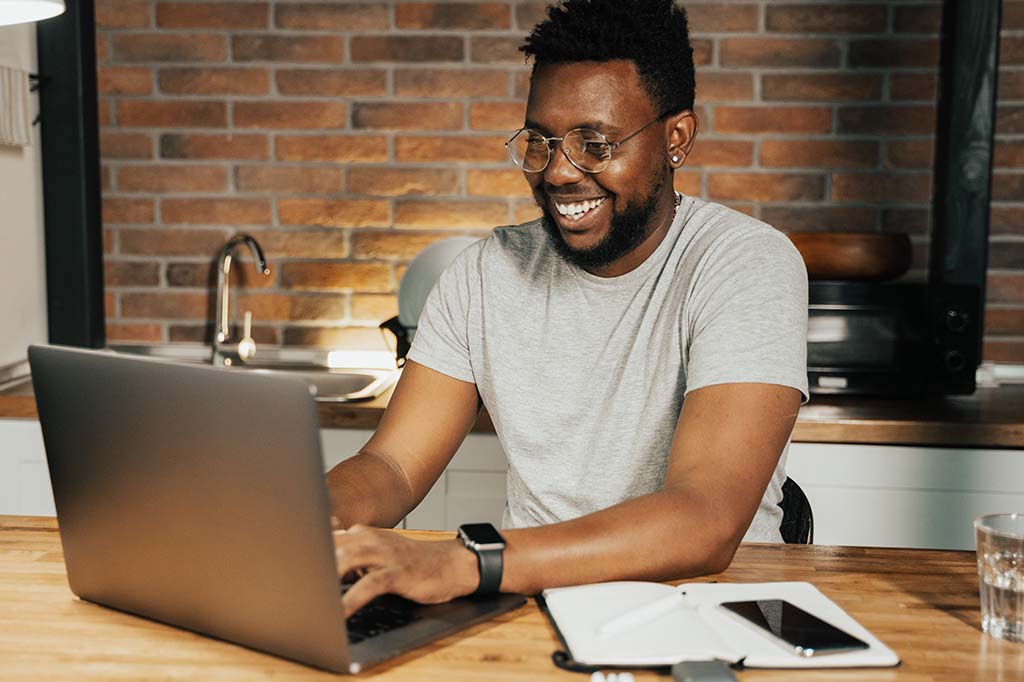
0, 65, 31, 147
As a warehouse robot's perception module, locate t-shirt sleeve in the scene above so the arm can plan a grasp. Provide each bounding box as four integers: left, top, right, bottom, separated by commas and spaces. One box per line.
684, 228, 809, 403
405, 244, 478, 384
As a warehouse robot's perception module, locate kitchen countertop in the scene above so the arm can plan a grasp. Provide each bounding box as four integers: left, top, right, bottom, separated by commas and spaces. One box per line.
3, 377, 1024, 449
3, 515, 1023, 681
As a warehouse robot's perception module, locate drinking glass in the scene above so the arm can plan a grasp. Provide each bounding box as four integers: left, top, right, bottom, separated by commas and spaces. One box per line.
975, 513, 1024, 642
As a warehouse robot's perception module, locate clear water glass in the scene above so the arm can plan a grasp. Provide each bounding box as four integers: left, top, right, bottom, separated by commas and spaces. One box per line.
975, 513, 1024, 642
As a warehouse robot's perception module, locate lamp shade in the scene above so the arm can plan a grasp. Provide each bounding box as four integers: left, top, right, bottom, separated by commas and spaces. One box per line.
0, 0, 65, 27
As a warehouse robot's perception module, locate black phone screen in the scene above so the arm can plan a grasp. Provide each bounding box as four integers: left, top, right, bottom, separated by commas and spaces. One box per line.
720, 600, 869, 655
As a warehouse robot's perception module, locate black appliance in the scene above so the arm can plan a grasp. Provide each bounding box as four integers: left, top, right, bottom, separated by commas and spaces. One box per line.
807, 0, 1001, 396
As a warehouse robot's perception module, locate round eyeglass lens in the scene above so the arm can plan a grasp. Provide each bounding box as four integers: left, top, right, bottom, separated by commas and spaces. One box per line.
509, 130, 550, 172
563, 129, 612, 173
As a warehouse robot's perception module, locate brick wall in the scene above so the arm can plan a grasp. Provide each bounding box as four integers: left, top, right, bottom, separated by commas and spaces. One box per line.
95, 0, 1024, 362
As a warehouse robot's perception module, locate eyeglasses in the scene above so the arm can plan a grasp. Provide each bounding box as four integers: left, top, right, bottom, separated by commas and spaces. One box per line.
505, 113, 667, 174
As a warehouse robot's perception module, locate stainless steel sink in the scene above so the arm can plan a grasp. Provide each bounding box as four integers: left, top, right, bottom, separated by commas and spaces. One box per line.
108, 344, 398, 403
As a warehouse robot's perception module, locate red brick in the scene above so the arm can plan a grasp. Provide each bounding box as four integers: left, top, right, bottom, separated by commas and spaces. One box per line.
988, 273, 1024, 303
394, 200, 508, 229
761, 206, 877, 233
120, 228, 229, 256
986, 307, 1024, 334
245, 230, 349, 258
890, 73, 937, 101
97, 66, 152, 95
993, 173, 1024, 201
159, 67, 269, 95
230, 292, 346, 321
106, 324, 164, 342
156, 2, 268, 28
396, 3, 509, 29
893, 5, 942, 33
100, 131, 153, 159
687, 4, 758, 32
97, 99, 113, 127
696, 73, 753, 102
513, 200, 542, 224
686, 140, 754, 168
394, 68, 509, 97
998, 106, 1024, 135
983, 340, 1024, 364
282, 326, 389, 349
351, 294, 398, 323
94, 0, 151, 29
714, 106, 832, 134
831, 173, 932, 202
470, 102, 525, 131
117, 165, 227, 193
761, 140, 876, 169
470, 37, 526, 64
234, 101, 347, 129
762, 74, 882, 102
101, 165, 112, 191
275, 3, 388, 30
277, 69, 387, 97
708, 173, 825, 202
118, 100, 227, 128
515, 3, 547, 30
122, 292, 210, 318
275, 135, 387, 162
692, 40, 713, 67
848, 40, 940, 68
467, 169, 531, 198
673, 171, 702, 196
351, 231, 456, 260
234, 166, 345, 194
161, 198, 271, 225
766, 5, 886, 33
112, 34, 227, 62
395, 135, 508, 163
720, 38, 840, 68
348, 168, 459, 196
837, 106, 935, 135
991, 206, 1024, 235
278, 199, 390, 228
1007, 1, 1024, 30
232, 35, 345, 63
880, 208, 930, 235
990, 241, 1024, 269
1002, 36, 1024, 65
999, 71, 1024, 100
514, 70, 531, 100
167, 324, 277, 344
160, 133, 268, 160
350, 36, 463, 63
280, 263, 392, 293
102, 197, 155, 224
166, 261, 276, 289
104, 260, 161, 286
885, 140, 934, 169
353, 102, 462, 131
96, 35, 110, 63
105, 292, 116, 314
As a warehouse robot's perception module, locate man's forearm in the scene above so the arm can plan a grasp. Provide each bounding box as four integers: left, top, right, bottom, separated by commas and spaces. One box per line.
499, 485, 749, 594
325, 449, 418, 529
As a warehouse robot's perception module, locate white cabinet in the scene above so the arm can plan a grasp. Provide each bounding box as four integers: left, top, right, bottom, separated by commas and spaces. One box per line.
0, 419, 53, 516
786, 442, 1024, 551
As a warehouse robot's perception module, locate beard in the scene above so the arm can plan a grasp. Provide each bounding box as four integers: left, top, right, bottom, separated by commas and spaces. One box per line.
537, 170, 669, 272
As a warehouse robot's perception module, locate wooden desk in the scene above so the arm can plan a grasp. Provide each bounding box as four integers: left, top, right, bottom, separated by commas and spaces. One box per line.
2, 516, 1023, 681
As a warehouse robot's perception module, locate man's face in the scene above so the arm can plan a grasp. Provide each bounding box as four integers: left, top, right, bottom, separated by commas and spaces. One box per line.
523, 60, 674, 273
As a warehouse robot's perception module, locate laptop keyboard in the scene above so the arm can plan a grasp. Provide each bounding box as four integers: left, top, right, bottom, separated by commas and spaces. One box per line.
342, 586, 423, 644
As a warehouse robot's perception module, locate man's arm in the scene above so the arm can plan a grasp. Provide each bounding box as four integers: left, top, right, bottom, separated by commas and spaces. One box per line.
334, 381, 802, 614
325, 359, 481, 529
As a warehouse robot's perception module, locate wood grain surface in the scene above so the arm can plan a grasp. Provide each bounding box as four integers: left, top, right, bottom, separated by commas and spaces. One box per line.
2, 516, 1023, 681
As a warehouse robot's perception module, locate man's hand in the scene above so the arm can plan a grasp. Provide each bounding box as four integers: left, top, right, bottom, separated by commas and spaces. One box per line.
334, 526, 480, 617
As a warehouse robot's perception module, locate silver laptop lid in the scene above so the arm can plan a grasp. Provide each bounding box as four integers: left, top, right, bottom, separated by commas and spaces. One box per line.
29, 344, 351, 672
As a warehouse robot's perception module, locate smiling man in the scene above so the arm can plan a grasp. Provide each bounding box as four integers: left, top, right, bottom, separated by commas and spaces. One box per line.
326, 0, 809, 615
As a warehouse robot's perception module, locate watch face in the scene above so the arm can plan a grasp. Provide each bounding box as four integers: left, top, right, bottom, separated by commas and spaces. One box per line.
460, 523, 504, 546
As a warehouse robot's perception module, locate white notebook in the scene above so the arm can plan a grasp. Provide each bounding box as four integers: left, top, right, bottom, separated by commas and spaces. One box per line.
540, 581, 900, 669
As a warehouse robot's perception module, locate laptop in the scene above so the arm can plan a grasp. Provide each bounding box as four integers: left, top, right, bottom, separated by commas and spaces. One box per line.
28, 344, 525, 674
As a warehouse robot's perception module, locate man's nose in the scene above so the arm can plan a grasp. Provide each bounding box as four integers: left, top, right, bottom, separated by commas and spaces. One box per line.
542, 143, 585, 186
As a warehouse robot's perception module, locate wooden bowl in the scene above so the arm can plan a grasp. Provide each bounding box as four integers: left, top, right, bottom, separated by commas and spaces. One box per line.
787, 232, 913, 282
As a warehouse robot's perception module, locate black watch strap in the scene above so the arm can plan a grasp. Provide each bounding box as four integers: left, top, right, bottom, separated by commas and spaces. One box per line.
474, 545, 503, 595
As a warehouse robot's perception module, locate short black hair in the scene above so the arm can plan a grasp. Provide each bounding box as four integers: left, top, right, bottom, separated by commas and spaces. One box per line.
520, 0, 696, 114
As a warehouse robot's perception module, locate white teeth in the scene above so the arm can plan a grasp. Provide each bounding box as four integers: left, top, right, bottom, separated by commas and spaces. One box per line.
555, 197, 605, 219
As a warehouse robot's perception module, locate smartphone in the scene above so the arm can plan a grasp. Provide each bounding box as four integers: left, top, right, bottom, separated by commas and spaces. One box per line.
718, 599, 869, 657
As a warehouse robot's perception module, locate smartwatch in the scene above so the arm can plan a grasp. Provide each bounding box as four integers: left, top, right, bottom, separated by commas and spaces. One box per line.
457, 523, 505, 595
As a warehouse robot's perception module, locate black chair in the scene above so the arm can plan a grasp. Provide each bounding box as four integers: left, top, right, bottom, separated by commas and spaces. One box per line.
779, 476, 813, 544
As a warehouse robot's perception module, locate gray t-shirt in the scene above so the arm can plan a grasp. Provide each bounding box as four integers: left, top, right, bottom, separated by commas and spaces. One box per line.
407, 195, 809, 542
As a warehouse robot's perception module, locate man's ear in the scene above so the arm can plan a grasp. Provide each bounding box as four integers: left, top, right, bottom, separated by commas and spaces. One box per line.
666, 110, 698, 167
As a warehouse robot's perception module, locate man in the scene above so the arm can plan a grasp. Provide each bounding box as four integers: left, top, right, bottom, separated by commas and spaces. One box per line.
327, 0, 808, 616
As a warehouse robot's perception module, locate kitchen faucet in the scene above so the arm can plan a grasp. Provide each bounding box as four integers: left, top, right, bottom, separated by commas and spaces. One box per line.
212, 233, 271, 367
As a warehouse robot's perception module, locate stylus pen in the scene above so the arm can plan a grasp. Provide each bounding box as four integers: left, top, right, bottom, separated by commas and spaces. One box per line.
596, 590, 686, 638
